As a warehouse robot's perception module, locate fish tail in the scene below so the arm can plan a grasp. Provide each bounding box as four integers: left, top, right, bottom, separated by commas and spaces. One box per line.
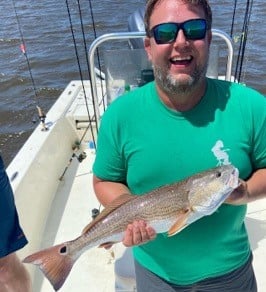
23, 243, 76, 291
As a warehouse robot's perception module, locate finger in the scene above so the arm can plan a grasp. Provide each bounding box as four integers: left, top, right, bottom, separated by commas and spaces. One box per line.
133, 220, 156, 244
123, 224, 134, 247
146, 226, 156, 240
123, 221, 156, 247
137, 221, 156, 241
132, 220, 146, 244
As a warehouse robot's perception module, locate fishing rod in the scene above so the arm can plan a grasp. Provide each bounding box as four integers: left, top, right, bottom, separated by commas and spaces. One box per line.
65, 0, 99, 145
11, 0, 48, 131
62, 0, 106, 215
230, 0, 238, 38
233, 0, 254, 83
57, 0, 99, 182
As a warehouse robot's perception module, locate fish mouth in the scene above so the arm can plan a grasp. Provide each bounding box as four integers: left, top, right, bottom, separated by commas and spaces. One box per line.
215, 166, 239, 205
227, 167, 239, 189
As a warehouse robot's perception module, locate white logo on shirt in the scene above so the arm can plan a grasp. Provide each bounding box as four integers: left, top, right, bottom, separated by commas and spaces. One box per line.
211, 140, 231, 166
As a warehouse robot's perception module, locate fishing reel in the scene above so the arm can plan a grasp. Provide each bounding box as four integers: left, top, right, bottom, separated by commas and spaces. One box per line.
91, 208, 100, 219
76, 151, 87, 162
71, 140, 87, 162
37, 106, 48, 131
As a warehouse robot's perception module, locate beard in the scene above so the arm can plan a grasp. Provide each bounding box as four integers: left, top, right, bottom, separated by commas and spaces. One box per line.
153, 61, 208, 95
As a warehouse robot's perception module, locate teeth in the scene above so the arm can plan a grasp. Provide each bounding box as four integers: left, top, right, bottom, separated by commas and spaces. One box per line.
171, 56, 192, 62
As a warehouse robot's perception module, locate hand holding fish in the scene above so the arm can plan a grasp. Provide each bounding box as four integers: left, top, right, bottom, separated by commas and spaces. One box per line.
104, 220, 156, 249
225, 179, 250, 205
226, 168, 266, 205
123, 220, 156, 247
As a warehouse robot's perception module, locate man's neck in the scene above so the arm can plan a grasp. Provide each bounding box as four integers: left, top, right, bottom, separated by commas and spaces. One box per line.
156, 80, 207, 112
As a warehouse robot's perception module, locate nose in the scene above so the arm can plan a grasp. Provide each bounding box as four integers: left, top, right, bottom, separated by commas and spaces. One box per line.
173, 29, 188, 46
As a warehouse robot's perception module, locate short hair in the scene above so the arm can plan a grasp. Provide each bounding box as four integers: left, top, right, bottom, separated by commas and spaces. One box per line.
144, 0, 212, 34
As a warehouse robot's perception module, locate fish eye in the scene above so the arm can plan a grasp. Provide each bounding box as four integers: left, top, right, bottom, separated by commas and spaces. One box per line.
215, 171, 222, 178
60, 246, 67, 254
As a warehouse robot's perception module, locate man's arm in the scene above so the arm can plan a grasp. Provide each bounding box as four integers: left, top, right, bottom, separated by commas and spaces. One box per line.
93, 175, 131, 206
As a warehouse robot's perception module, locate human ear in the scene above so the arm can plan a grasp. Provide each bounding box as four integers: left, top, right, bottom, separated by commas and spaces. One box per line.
144, 37, 152, 62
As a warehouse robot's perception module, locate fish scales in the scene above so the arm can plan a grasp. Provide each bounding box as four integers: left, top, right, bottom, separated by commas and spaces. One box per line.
78, 183, 191, 251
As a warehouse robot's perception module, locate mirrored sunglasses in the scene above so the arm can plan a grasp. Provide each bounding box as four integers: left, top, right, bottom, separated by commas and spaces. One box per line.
149, 19, 208, 44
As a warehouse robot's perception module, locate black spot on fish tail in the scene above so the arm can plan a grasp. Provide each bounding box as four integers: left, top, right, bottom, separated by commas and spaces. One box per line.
60, 246, 67, 254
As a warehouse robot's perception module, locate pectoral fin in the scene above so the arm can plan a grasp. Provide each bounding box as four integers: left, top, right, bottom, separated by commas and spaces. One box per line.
168, 209, 190, 236
98, 241, 117, 249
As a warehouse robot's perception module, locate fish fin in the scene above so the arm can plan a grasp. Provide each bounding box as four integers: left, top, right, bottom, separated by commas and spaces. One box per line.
98, 241, 117, 248
82, 193, 135, 235
23, 243, 76, 291
168, 209, 191, 237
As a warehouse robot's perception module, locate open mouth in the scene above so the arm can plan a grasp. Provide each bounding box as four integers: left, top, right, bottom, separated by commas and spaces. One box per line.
170, 56, 193, 65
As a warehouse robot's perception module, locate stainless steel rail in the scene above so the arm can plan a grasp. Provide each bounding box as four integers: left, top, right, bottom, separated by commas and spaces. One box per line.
88, 30, 233, 123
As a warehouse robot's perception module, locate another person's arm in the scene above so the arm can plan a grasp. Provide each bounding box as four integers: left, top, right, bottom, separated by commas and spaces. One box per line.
0, 251, 32, 291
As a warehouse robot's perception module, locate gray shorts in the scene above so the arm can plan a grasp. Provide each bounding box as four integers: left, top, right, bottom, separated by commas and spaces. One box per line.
134, 254, 257, 292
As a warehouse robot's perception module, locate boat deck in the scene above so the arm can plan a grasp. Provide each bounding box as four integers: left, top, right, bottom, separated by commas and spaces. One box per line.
38, 147, 117, 291
245, 200, 266, 289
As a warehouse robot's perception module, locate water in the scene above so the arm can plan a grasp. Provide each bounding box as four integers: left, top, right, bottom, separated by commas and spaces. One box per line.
0, 0, 265, 165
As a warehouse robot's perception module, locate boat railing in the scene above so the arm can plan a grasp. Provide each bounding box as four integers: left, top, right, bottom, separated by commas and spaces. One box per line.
88, 29, 233, 125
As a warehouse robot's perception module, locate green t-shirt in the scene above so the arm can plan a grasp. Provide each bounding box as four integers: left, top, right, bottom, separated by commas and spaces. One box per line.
93, 78, 266, 285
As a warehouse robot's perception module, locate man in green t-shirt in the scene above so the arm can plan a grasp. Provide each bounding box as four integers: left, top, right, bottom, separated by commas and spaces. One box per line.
93, 0, 266, 291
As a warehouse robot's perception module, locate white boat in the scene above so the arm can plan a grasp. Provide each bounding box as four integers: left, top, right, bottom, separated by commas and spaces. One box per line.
6, 7, 266, 292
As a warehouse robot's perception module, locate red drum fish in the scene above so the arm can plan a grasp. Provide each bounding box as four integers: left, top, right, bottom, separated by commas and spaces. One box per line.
23, 165, 239, 290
